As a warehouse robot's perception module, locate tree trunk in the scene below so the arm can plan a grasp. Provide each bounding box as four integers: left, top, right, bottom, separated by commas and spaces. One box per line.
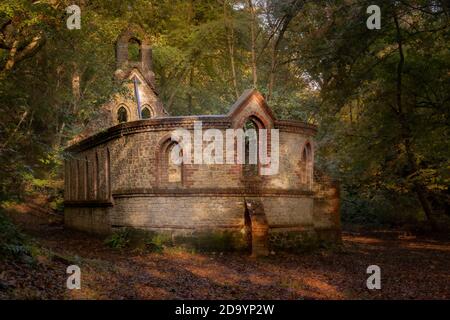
188, 66, 194, 114
247, 0, 258, 89
224, 0, 240, 99
393, 12, 437, 229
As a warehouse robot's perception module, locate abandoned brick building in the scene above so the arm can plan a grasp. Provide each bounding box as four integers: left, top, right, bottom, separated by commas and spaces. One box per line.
64, 28, 340, 254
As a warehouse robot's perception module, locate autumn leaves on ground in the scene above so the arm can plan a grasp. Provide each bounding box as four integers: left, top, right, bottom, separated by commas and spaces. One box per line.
1, 203, 449, 300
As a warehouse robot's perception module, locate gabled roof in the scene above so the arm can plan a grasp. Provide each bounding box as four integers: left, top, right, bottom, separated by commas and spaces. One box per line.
227, 89, 276, 121
118, 66, 158, 94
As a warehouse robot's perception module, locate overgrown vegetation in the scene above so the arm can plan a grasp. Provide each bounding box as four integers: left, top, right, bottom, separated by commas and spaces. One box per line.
105, 228, 173, 253
0, 208, 35, 262
105, 228, 248, 253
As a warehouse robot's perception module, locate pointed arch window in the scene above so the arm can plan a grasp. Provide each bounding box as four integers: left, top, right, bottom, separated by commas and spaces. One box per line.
301, 142, 313, 188
106, 148, 111, 200
243, 120, 259, 177
117, 106, 128, 123
167, 143, 182, 183
241, 116, 266, 178
141, 105, 153, 119
94, 152, 99, 199
159, 138, 183, 186
128, 38, 141, 62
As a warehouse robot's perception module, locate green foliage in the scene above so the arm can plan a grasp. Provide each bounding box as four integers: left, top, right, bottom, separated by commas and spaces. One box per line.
295, 1, 450, 226
105, 228, 173, 253
104, 228, 245, 253
145, 233, 173, 253
0, 209, 31, 260
104, 228, 131, 249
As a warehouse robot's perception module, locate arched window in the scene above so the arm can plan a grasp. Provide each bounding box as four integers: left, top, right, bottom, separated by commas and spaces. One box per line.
301, 142, 313, 188
75, 160, 80, 200
167, 143, 182, 183
117, 106, 128, 123
128, 38, 141, 62
94, 152, 99, 199
159, 138, 183, 186
243, 119, 259, 177
106, 148, 111, 200
84, 156, 89, 199
141, 106, 153, 119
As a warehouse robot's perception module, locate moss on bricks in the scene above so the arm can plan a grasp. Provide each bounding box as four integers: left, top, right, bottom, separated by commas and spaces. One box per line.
174, 230, 248, 252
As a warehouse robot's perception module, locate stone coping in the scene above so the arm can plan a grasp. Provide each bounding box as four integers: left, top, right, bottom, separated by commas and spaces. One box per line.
63, 188, 315, 207
111, 187, 314, 197
64, 200, 114, 207
65, 116, 317, 153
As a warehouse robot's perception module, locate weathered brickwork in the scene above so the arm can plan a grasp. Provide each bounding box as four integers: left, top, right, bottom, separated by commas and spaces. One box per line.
64, 29, 341, 254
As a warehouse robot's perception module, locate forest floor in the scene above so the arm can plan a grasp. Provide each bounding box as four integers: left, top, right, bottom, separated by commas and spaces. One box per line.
1, 204, 449, 300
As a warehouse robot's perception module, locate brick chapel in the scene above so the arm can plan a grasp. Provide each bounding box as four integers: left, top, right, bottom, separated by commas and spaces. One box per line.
64, 28, 341, 255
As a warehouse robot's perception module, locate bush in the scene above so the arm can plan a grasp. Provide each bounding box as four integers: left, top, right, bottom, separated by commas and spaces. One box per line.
0, 209, 32, 260
104, 228, 173, 253
341, 189, 426, 228
104, 228, 131, 249
104, 228, 245, 253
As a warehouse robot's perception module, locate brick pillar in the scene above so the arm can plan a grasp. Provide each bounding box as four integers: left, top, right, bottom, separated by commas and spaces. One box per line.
140, 44, 152, 72
116, 41, 128, 69
313, 173, 341, 243
245, 198, 269, 257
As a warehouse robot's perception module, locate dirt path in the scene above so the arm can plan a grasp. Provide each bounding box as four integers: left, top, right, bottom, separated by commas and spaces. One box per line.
1, 208, 450, 299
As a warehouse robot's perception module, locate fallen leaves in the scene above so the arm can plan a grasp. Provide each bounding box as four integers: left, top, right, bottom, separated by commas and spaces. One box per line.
1, 211, 450, 300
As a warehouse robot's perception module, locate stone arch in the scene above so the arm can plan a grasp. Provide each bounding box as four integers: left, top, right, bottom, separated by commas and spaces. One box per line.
300, 141, 313, 188
301, 141, 313, 165
76, 160, 81, 200
94, 152, 99, 199
141, 104, 154, 119
127, 37, 141, 62
116, 105, 129, 124
236, 113, 268, 130
106, 147, 111, 200
157, 135, 183, 187
116, 27, 152, 70
242, 117, 261, 178
84, 156, 89, 199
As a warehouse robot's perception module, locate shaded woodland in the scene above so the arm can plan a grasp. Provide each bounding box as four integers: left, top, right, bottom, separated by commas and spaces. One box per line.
0, 0, 449, 299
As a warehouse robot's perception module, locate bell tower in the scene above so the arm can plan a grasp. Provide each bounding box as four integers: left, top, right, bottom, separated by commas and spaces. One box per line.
114, 27, 156, 90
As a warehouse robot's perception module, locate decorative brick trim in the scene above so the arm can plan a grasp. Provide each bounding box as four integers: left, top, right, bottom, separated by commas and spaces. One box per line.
64, 200, 114, 207
111, 224, 242, 230
65, 117, 232, 153
112, 188, 315, 197
274, 120, 317, 135
65, 117, 316, 153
